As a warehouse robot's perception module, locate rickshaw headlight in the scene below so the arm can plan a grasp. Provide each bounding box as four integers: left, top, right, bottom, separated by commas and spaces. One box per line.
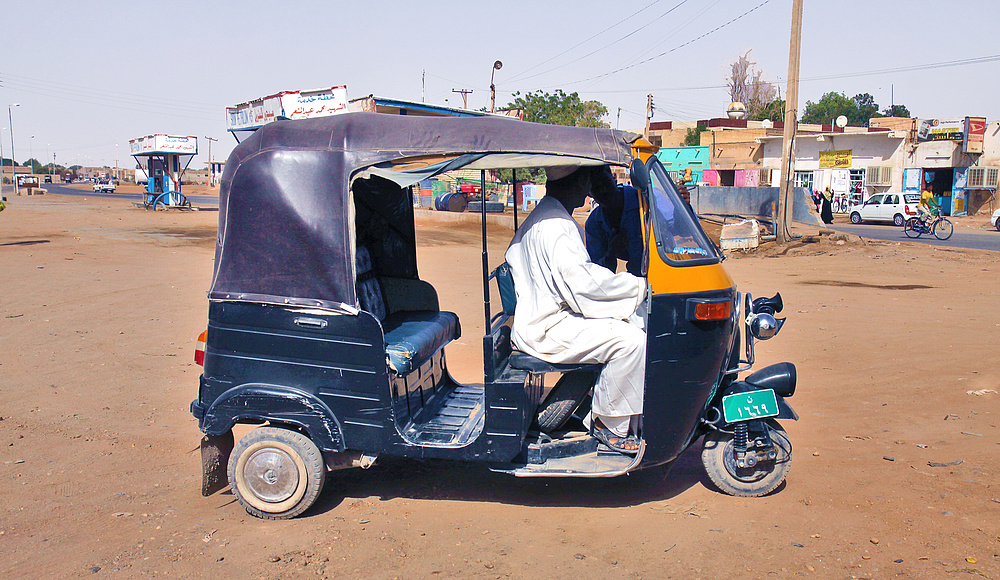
748, 313, 781, 340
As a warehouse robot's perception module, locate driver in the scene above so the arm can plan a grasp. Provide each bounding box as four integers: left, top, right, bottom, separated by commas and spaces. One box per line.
505, 165, 646, 455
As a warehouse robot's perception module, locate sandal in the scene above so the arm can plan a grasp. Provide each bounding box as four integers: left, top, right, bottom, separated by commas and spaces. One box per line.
592, 427, 640, 456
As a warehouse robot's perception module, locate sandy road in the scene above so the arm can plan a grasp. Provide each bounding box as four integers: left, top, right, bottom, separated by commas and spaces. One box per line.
1, 194, 998, 579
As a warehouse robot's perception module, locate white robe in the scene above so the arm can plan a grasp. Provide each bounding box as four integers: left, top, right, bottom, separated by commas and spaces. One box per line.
505, 196, 647, 434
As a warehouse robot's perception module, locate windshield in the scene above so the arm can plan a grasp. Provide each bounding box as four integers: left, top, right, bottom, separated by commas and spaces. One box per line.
647, 159, 720, 265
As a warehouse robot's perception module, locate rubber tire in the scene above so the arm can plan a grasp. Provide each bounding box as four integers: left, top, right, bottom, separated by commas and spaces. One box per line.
228, 426, 326, 520
892, 213, 904, 227
849, 212, 862, 224
903, 217, 922, 238
535, 370, 598, 432
702, 421, 791, 497
933, 218, 954, 240
995, 219, 1000, 232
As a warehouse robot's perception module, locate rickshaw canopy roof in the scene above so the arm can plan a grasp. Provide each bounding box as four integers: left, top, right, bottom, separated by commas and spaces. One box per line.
210, 112, 646, 312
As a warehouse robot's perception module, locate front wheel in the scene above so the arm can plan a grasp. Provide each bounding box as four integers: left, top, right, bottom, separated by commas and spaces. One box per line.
933, 218, 954, 240
903, 217, 923, 238
229, 426, 326, 519
702, 421, 791, 497
849, 212, 862, 224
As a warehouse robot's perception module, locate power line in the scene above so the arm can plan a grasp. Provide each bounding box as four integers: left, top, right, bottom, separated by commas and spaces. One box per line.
542, 0, 773, 90
505, 0, 664, 84
506, 0, 691, 85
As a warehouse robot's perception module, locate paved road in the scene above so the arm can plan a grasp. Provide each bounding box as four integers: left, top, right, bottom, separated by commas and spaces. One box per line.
830, 220, 1000, 251
37, 183, 220, 207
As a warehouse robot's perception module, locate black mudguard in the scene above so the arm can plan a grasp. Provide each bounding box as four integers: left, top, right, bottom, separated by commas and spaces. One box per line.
200, 431, 234, 496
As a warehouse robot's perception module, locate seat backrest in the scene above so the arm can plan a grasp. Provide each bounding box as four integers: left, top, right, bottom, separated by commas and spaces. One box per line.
490, 262, 516, 317
355, 246, 387, 321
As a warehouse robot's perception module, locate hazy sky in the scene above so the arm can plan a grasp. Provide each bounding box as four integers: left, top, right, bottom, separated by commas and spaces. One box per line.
2, 0, 998, 169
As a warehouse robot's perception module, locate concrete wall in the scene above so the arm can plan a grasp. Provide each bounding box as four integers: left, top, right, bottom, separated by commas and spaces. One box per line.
760, 131, 907, 191
689, 186, 822, 226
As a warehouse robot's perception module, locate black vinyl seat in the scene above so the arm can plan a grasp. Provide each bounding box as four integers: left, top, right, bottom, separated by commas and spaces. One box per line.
356, 247, 460, 376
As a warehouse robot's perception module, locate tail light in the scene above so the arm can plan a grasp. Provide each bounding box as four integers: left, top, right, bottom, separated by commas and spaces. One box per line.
688, 298, 732, 321
194, 330, 207, 366
905, 205, 915, 215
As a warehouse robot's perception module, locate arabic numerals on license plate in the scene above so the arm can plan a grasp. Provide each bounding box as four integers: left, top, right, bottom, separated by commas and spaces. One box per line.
722, 389, 779, 423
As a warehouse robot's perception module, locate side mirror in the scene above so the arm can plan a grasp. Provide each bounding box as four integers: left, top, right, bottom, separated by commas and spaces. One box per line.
629, 158, 651, 193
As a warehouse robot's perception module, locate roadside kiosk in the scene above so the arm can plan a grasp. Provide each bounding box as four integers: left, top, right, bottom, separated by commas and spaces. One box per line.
129, 134, 198, 210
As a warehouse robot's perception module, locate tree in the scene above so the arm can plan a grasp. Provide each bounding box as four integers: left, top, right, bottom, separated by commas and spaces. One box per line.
753, 98, 785, 122
683, 128, 701, 146
801, 92, 906, 126
505, 89, 609, 128
727, 50, 779, 121
852, 93, 879, 123
881, 104, 911, 117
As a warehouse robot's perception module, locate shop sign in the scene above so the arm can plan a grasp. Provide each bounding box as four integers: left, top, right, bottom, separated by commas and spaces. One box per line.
917, 118, 965, 142
819, 149, 852, 169
227, 86, 349, 132
963, 116, 987, 154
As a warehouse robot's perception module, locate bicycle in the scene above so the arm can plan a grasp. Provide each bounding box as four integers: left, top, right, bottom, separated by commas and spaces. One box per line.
903, 212, 953, 240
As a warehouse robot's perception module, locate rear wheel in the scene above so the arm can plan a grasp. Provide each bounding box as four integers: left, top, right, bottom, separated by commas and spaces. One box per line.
892, 213, 904, 227
229, 426, 326, 520
702, 421, 791, 497
903, 217, 922, 238
535, 370, 598, 431
849, 212, 862, 224
995, 218, 1000, 232
933, 218, 954, 240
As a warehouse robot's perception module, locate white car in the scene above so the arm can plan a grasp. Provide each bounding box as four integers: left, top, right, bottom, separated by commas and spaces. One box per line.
93, 181, 116, 193
992, 208, 1000, 231
848, 192, 921, 226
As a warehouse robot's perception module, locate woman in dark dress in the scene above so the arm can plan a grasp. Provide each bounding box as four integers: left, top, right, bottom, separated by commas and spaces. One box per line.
820, 186, 834, 224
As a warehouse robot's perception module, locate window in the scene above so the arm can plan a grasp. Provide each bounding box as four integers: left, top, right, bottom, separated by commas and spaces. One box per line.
647, 160, 720, 264
794, 171, 814, 191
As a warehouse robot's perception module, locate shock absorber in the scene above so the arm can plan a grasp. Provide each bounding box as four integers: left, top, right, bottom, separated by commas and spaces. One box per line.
734, 422, 753, 468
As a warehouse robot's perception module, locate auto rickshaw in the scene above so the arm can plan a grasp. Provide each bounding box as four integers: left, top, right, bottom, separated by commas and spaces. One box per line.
190, 112, 798, 519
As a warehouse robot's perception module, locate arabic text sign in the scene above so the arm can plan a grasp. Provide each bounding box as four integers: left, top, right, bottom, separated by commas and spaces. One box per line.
129, 135, 198, 155
819, 149, 852, 169
227, 86, 349, 131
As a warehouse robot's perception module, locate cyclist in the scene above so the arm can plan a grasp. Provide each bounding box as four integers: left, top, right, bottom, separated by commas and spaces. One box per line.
918, 185, 939, 227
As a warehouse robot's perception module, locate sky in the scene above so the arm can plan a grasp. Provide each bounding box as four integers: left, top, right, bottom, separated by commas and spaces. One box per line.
2, 0, 998, 169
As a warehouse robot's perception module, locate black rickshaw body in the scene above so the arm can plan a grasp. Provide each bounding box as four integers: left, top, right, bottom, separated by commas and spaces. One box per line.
191, 112, 796, 517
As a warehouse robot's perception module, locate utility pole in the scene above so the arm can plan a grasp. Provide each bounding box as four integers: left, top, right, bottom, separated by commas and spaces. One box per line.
617, 107, 622, 130
644, 94, 654, 139
452, 88, 472, 110
205, 136, 218, 187
776, 0, 803, 244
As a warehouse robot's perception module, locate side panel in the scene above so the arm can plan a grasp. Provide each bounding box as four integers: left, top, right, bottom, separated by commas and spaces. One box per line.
200, 301, 392, 452
642, 287, 737, 464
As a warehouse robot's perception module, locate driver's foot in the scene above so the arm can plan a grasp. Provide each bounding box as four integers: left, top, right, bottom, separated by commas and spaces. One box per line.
593, 419, 640, 455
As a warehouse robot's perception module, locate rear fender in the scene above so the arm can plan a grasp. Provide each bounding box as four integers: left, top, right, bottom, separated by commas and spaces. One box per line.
200, 383, 346, 454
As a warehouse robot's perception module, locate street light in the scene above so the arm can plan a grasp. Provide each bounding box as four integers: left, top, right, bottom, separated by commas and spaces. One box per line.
490, 60, 503, 114
8, 103, 18, 195
29, 135, 35, 175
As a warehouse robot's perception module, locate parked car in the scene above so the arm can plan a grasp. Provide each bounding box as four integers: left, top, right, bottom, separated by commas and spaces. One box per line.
991, 208, 1000, 231
849, 192, 921, 226
93, 180, 115, 193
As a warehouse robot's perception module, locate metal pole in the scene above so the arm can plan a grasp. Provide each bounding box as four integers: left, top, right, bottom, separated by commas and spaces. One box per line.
776, 0, 803, 244
480, 170, 491, 382
0, 127, 5, 196
9, 104, 19, 195
205, 136, 218, 186
511, 169, 519, 232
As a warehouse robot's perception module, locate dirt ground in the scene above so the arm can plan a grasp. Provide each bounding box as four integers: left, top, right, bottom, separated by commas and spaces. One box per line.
1, 194, 999, 579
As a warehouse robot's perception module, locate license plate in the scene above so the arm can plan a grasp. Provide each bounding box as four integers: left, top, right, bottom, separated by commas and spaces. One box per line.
722, 389, 780, 423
